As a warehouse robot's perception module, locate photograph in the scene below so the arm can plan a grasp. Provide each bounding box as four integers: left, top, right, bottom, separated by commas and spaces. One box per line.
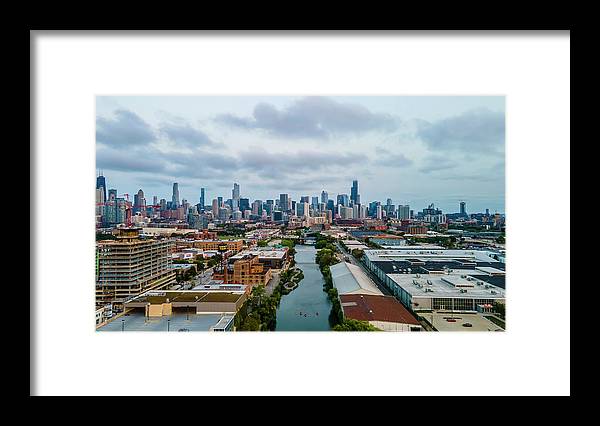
94, 95, 506, 332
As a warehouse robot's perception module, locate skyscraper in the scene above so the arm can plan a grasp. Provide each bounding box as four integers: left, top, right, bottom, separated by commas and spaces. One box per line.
232, 183, 240, 211
96, 174, 107, 204
311, 196, 319, 210
172, 183, 180, 208
460, 201, 467, 216
321, 191, 328, 205
200, 188, 205, 211
398, 205, 410, 220
212, 199, 219, 217
133, 189, 145, 214
337, 194, 349, 207
279, 194, 289, 212
350, 180, 359, 205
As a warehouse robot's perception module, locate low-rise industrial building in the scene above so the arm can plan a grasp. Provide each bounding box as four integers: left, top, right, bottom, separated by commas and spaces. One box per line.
363, 249, 506, 313
330, 262, 382, 296
124, 290, 247, 316
340, 294, 422, 331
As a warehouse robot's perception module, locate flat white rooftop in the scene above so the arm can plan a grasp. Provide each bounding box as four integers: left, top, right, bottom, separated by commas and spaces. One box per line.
475, 266, 506, 275
364, 248, 501, 263
387, 273, 505, 300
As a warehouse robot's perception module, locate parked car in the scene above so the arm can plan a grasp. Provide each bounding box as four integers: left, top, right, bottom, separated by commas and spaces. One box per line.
462, 323, 473, 327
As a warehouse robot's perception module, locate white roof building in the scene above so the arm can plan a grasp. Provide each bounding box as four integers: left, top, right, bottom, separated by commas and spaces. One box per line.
330, 262, 383, 296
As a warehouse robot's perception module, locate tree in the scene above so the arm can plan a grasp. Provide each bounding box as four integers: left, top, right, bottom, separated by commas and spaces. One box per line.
351, 248, 364, 260
333, 319, 381, 331
239, 315, 261, 331
493, 301, 505, 318
257, 240, 268, 247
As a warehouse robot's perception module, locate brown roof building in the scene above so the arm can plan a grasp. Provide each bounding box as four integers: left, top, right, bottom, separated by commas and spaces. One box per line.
339, 294, 422, 332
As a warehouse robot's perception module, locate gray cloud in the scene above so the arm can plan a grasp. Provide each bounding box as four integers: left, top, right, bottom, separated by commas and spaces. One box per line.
215, 96, 399, 139
419, 155, 458, 174
96, 147, 166, 174
158, 122, 219, 147
373, 147, 413, 167
96, 109, 156, 148
238, 147, 363, 179
417, 108, 504, 153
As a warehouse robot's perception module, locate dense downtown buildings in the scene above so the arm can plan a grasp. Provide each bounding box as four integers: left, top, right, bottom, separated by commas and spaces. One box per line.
95, 173, 506, 332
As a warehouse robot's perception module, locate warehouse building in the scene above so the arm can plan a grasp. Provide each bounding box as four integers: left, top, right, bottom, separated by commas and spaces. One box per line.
330, 261, 382, 296
340, 294, 422, 332
123, 290, 246, 316
363, 249, 506, 313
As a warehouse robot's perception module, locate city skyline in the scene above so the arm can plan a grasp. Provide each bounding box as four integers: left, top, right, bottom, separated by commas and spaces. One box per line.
96, 172, 501, 216
96, 96, 505, 213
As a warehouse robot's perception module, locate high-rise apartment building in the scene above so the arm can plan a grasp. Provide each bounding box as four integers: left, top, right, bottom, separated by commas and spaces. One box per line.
95, 228, 176, 309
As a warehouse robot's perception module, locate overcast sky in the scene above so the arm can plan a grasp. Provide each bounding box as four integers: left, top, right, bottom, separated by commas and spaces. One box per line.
96, 96, 505, 214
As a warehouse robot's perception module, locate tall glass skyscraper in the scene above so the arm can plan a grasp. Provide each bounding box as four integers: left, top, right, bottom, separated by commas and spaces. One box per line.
321, 190, 328, 205
232, 183, 240, 211
200, 188, 205, 210
96, 174, 107, 204
350, 180, 359, 205
279, 194, 289, 212
172, 183, 180, 208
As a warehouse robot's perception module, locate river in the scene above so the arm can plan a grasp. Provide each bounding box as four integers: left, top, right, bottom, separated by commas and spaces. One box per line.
275, 245, 332, 331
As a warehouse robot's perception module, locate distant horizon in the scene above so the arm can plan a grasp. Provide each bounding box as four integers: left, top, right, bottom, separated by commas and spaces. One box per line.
96, 96, 505, 213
